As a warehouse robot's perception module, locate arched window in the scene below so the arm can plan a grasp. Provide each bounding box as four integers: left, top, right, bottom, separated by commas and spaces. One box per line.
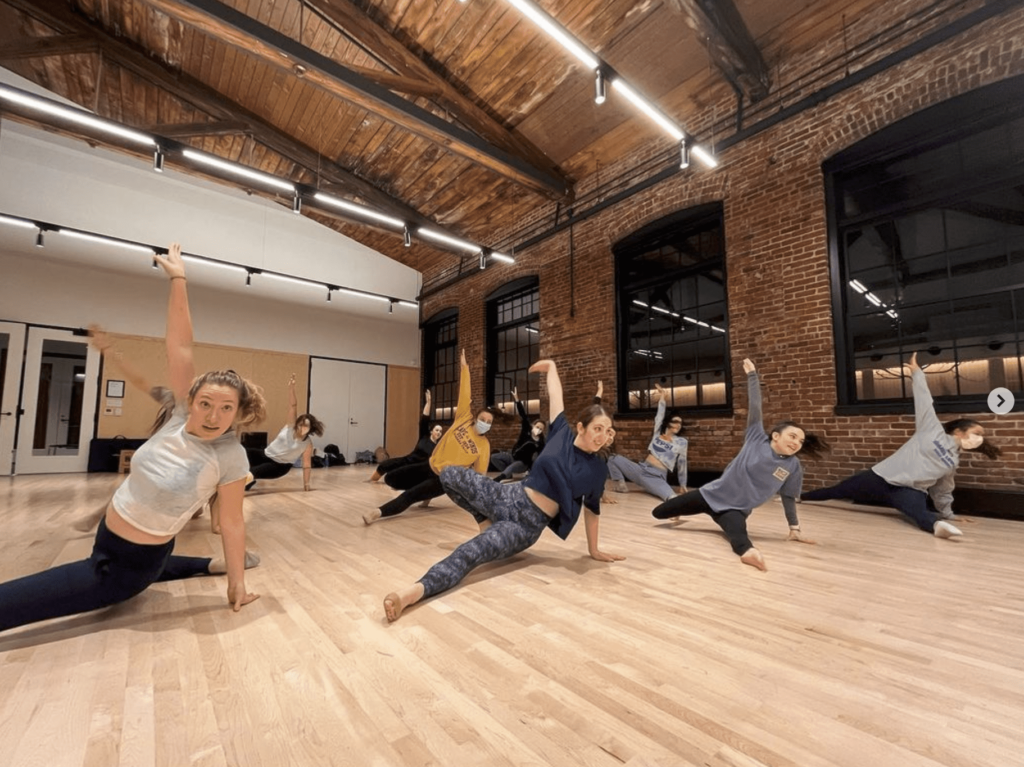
615, 203, 731, 414
422, 308, 458, 420
486, 277, 540, 415
826, 75, 1024, 411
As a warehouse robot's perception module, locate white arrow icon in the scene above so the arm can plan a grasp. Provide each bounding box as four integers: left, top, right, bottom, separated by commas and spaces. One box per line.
988, 387, 1015, 415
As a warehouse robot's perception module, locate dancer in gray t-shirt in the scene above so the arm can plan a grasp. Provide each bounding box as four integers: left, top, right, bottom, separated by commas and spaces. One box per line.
652, 358, 830, 571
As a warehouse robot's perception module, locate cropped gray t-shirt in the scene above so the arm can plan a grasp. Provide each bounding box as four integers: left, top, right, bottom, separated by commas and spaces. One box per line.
111, 402, 249, 536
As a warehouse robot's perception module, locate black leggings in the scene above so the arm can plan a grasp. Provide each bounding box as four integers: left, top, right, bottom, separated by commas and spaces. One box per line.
0, 518, 212, 633
801, 470, 936, 532
246, 448, 292, 481
652, 489, 754, 556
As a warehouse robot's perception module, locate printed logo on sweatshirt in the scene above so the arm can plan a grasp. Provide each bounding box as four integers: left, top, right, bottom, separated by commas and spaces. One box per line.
773, 467, 790, 482
931, 439, 957, 469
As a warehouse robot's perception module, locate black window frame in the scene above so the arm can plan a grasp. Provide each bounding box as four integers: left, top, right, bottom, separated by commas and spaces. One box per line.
614, 203, 732, 417
825, 75, 1024, 414
486, 277, 541, 417
422, 308, 459, 421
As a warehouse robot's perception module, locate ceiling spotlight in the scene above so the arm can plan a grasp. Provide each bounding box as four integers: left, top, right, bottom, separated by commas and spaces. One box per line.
680, 139, 690, 170
389, 301, 394, 314
153, 148, 165, 173
479, 251, 487, 270
326, 287, 332, 302
595, 69, 606, 105
245, 271, 252, 287
36, 229, 44, 248
292, 193, 302, 215
403, 226, 412, 248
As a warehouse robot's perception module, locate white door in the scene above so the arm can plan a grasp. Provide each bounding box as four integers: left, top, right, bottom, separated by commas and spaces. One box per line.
14, 327, 100, 474
0, 322, 27, 476
308, 358, 386, 459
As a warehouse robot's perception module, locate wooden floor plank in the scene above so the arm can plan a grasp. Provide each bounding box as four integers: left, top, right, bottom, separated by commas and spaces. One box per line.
0, 466, 1021, 766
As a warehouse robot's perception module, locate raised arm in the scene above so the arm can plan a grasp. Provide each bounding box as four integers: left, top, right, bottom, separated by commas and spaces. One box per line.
154, 243, 195, 401
454, 349, 472, 421
653, 383, 667, 438
287, 374, 298, 424
594, 380, 603, 404
529, 359, 563, 421
422, 389, 432, 418
742, 358, 763, 430
419, 389, 432, 439
906, 352, 942, 435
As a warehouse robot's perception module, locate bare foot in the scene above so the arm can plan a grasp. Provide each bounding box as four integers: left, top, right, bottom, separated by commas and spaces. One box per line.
383, 592, 404, 622
362, 509, 382, 526
418, 499, 431, 508
740, 548, 767, 571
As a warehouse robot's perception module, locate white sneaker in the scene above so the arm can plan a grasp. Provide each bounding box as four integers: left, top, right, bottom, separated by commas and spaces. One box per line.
934, 520, 963, 539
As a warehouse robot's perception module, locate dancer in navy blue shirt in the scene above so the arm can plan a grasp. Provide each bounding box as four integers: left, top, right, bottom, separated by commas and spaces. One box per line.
382, 359, 623, 621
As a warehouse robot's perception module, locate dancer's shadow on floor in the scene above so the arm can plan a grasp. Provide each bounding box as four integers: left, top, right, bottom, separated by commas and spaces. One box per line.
0, 588, 280, 651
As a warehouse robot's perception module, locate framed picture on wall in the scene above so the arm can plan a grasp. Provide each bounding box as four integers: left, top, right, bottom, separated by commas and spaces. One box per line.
106, 379, 125, 398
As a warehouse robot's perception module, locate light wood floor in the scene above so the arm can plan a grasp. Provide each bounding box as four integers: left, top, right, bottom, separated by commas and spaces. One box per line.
0, 465, 1021, 767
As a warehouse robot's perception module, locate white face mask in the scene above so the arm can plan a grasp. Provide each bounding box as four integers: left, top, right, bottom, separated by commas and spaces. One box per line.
475, 419, 491, 435
960, 433, 983, 450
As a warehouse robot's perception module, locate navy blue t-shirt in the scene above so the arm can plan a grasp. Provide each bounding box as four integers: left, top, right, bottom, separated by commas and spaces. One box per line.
523, 413, 607, 540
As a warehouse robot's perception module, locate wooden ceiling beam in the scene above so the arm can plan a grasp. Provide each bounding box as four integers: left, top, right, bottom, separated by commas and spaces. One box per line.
137, 119, 251, 138
346, 64, 442, 98
137, 0, 570, 199
0, 0, 436, 228
0, 32, 97, 60
311, 0, 565, 189
668, 0, 771, 103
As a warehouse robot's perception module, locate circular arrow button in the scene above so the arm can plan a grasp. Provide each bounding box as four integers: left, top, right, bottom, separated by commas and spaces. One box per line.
988, 387, 1015, 415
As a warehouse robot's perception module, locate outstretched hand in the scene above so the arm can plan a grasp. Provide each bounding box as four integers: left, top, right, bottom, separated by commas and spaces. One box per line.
154, 242, 186, 280
460, 348, 467, 368
288, 373, 296, 387
595, 380, 603, 399
907, 352, 920, 372
742, 358, 756, 374
87, 324, 111, 353
787, 529, 817, 545
511, 386, 519, 401
228, 582, 260, 611
589, 549, 626, 562
529, 359, 556, 375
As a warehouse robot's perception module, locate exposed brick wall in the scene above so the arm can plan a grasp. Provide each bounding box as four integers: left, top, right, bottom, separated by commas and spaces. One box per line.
420, 2, 1024, 499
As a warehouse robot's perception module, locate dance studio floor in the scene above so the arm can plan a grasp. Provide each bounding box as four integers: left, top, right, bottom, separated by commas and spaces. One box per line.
0, 465, 1020, 767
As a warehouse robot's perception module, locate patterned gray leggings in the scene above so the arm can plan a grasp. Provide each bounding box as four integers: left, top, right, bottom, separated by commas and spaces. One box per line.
418, 466, 550, 598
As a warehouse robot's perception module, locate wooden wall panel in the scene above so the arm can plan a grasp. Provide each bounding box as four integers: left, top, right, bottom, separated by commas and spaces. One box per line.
385, 365, 421, 457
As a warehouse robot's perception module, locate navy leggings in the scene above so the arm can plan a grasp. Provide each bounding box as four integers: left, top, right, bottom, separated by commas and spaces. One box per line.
652, 489, 754, 556
417, 466, 550, 598
0, 518, 212, 633
801, 470, 936, 532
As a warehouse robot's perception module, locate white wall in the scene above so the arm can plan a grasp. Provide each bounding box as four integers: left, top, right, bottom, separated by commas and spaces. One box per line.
0, 66, 423, 366
0, 249, 420, 367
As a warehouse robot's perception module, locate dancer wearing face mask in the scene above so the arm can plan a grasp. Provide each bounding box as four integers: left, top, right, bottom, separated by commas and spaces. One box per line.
651, 358, 829, 571
801, 352, 999, 538
491, 386, 546, 482
363, 350, 493, 524
366, 389, 444, 483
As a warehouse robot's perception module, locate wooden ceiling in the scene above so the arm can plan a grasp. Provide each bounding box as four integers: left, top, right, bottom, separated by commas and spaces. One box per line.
0, 0, 853, 281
